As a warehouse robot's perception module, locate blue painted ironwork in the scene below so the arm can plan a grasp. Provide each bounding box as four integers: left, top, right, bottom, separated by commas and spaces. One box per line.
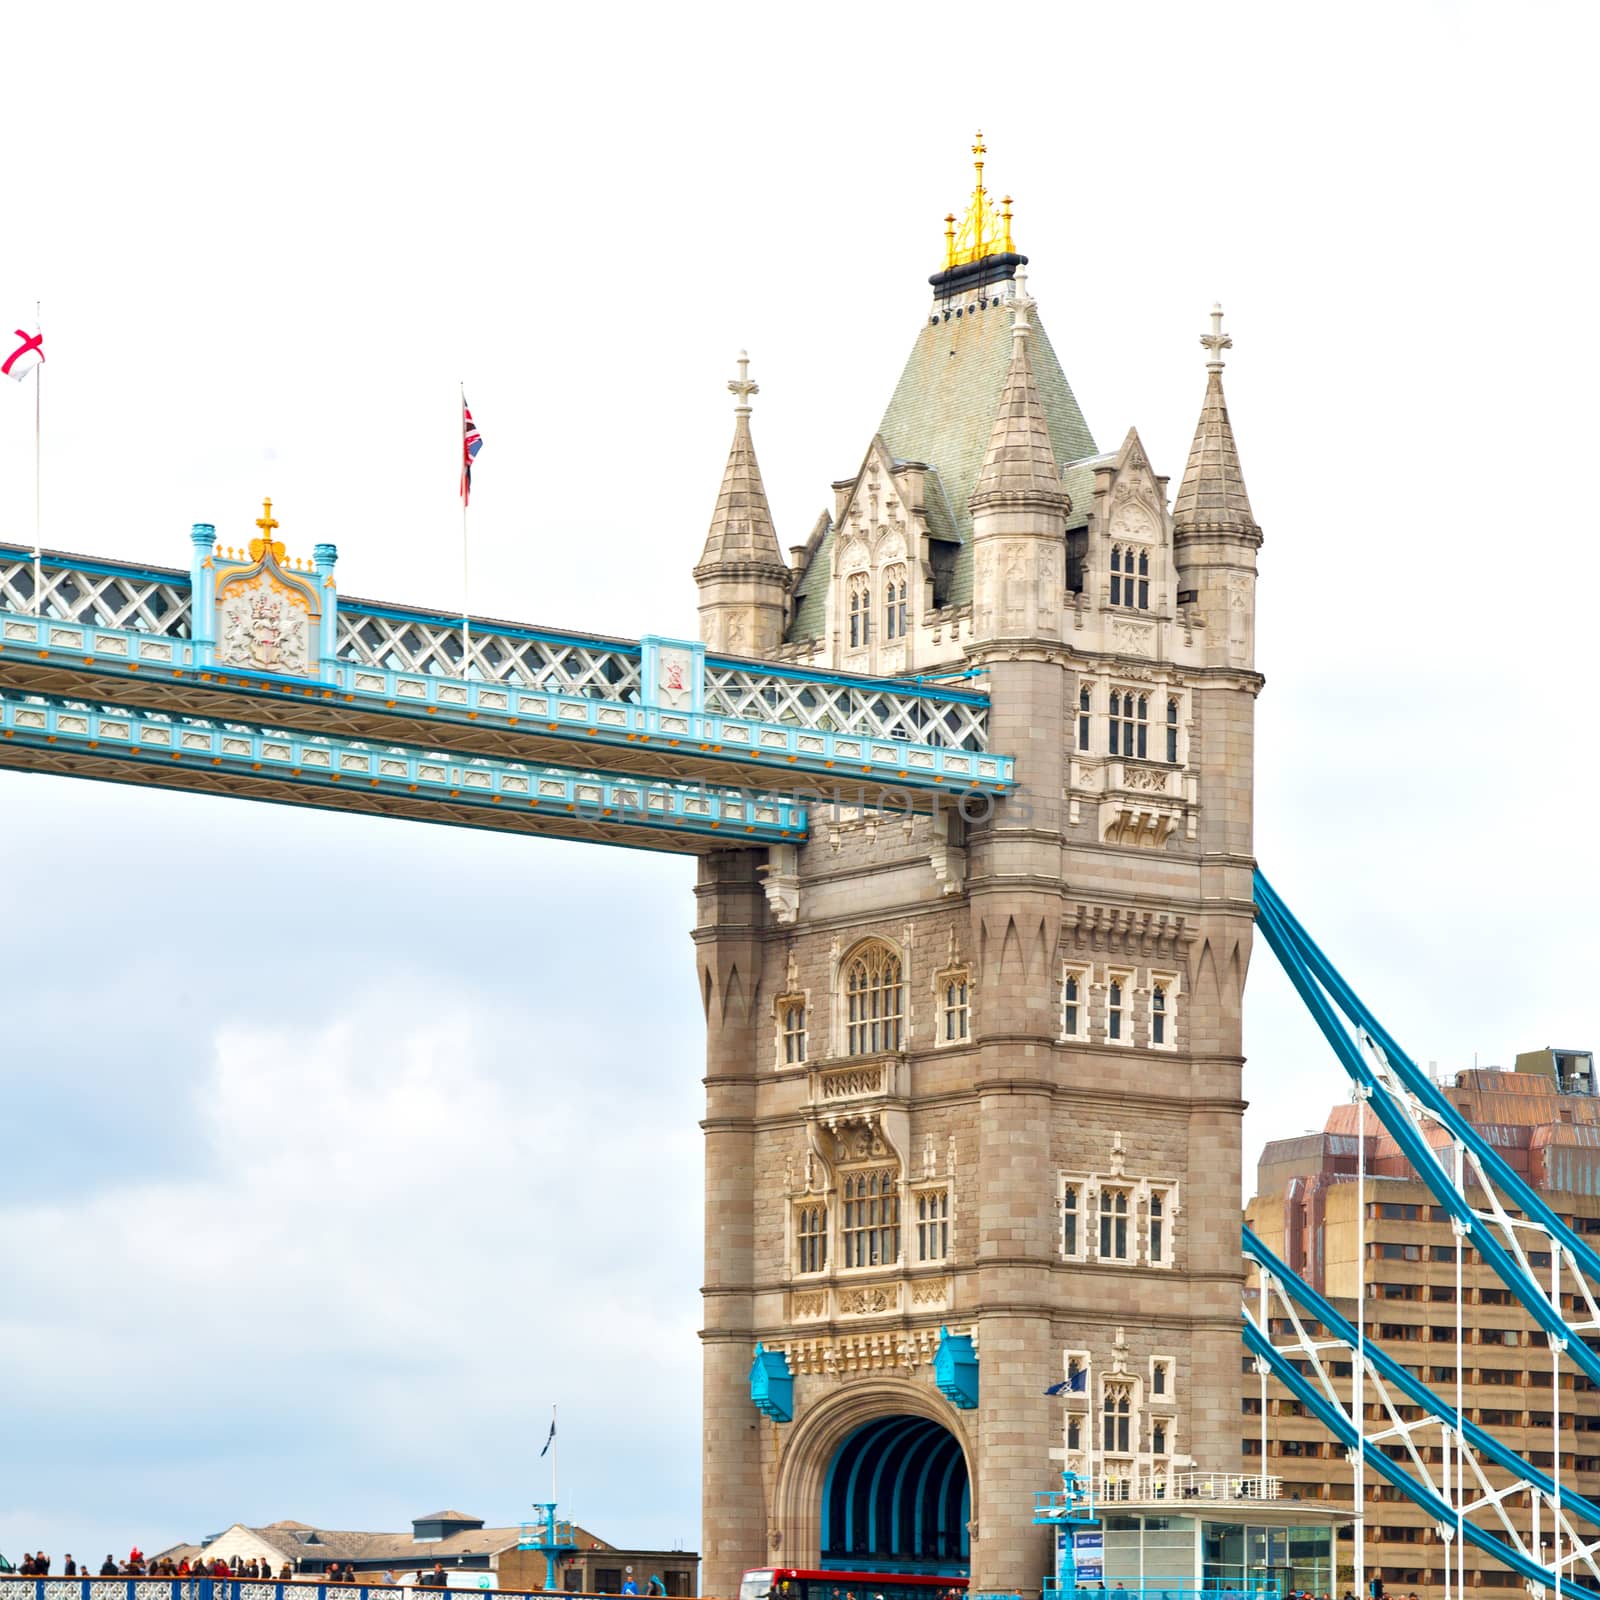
0, 1581, 632, 1600
932, 1327, 978, 1410
749, 1343, 794, 1423
0, 540, 1013, 798
517, 1502, 580, 1590
1243, 872, 1600, 1598
820, 1415, 969, 1574
0, 689, 805, 846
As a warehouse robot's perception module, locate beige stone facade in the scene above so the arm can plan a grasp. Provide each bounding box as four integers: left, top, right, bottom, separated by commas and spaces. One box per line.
694, 210, 1262, 1597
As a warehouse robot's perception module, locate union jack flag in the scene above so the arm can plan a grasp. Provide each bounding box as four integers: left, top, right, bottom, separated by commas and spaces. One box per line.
461, 393, 484, 506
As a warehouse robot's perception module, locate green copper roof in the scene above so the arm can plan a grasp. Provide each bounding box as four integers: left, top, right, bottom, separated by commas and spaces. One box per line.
789, 299, 1096, 642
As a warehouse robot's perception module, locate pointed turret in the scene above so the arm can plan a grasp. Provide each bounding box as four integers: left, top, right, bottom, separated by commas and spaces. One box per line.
1172, 304, 1257, 534
967, 271, 1069, 642
969, 272, 1069, 511
695, 352, 790, 656
1172, 305, 1262, 670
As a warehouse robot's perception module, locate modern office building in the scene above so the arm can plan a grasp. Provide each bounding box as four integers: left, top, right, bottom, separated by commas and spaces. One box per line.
1246, 1050, 1600, 1596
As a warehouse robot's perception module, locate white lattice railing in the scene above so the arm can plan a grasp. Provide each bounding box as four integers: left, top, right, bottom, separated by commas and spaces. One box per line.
0, 553, 191, 636
335, 607, 643, 698
703, 663, 989, 749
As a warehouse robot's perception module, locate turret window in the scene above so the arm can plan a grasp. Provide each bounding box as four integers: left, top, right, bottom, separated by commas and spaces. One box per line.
844, 941, 904, 1055
1062, 1182, 1082, 1257
1103, 1380, 1133, 1453
1077, 685, 1092, 752
1149, 973, 1178, 1051
1109, 691, 1148, 759
778, 996, 808, 1065
1107, 975, 1128, 1042
1166, 697, 1180, 763
884, 565, 908, 640
795, 1202, 828, 1274
915, 1188, 951, 1262
1099, 1187, 1131, 1260
1061, 964, 1089, 1041
848, 574, 871, 649
938, 970, 970, 1043
1111, 546, 1150, 611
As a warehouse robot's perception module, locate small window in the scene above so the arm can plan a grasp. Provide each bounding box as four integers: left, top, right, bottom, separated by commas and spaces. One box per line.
915, 1189, 950, 1262
1149, 1188, 1171, 1265
1061, 966, 1088, 1040
848, 573, 871, 649
1149, 978, 1178, 1050
1067, 1414, 1083, 1451
1100, 1187, 1130, 1261
1165, 697, 1179, 763
1152, 1419, 1168, 1455
939, 972, 970, 1043
795, 1202, 828, 1274
1110, 547, 1151, 613
1077, 684, 1091, 752
883, 563, 908, 641
1062, 1182, 1082, 1257
1152, 1359, 1170, 1396
1108, 691, 1148, 759
1103, 1381, 1132, 1453
1108, 977, 1126, 1042
779, 997, 807, 1065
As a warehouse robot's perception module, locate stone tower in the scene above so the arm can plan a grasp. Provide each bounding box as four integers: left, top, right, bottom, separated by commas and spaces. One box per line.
694, 140, 1263, 1598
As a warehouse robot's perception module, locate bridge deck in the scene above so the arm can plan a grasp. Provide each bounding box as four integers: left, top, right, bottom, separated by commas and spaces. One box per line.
0, 547, 1013, 836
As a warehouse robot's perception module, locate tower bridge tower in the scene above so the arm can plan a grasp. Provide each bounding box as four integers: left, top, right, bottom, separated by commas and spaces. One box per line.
694, 140, 1263, 1598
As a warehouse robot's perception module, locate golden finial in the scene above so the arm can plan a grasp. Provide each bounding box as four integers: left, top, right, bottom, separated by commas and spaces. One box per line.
942, 132, 1017, 270
249, 496, 286, 563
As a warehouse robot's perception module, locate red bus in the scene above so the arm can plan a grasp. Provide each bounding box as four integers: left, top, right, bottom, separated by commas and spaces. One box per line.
740, 1571, 969, 1600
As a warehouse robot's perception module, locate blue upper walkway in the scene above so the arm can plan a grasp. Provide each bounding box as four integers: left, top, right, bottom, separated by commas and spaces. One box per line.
0, 532, 1013, 853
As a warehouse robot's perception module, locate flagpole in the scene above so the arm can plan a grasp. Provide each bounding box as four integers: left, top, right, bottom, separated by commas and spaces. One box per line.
552, 1403, 558, 1503
33, 300, 41, 616
460, 383, 472, 679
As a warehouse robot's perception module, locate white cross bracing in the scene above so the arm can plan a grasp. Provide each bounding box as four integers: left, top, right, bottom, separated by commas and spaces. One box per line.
1246, 1256, 1600, 1597
701, 664, 989, 749
0, 555, 191, 636
336, 608, 643, 699
1, 556, 993, 750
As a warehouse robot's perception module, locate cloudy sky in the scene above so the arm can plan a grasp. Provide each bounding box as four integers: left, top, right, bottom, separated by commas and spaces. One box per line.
2, 0, 1598, 1572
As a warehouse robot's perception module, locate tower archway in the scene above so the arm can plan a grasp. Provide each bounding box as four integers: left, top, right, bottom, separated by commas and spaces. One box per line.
772, 1382, 974, 1577
822, 1415, 970, 1574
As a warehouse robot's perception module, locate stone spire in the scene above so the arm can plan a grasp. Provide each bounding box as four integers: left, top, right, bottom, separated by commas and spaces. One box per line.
697, 351, 784, 570
969, 270, 1067, 511
694, 353, 790, 655
1172, 304, 1257, 533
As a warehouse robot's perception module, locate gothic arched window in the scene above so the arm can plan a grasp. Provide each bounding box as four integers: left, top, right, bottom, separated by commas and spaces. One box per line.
1166, 696, 1180, 763
1109, 691, 1148, 759
844, 941, 904, 1055
848, 573, 871, 650
1110, 546, 1151, 612
1103, 1382, 1133, 1454
883, 563, 908, 641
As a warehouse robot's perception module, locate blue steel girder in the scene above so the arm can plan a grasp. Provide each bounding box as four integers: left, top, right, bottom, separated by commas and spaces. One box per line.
0, 545, 1014, 803
0, 688, 806, 854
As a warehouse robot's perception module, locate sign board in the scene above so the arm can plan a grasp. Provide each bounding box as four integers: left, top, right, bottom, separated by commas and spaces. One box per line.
1072, 1530, 1104, 1583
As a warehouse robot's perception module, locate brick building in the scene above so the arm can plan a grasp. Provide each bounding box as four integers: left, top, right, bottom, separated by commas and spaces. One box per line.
1246, 1049, 1600, 1597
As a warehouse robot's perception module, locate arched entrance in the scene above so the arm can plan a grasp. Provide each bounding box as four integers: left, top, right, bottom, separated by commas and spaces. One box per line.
820, 1414, 970, 1576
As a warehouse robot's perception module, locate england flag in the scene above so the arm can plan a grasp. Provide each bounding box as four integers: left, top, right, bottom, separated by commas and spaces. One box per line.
2, 327, 43, 381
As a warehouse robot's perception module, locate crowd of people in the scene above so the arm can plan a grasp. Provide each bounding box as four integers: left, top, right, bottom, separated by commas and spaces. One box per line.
0, 1552, 467, 1585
